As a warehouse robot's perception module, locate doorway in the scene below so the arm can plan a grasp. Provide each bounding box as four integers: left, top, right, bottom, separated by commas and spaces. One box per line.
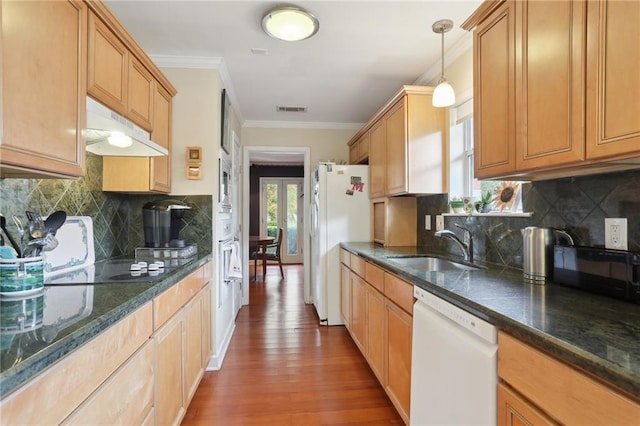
259, 178, 304, 264
241, 146, 311, 306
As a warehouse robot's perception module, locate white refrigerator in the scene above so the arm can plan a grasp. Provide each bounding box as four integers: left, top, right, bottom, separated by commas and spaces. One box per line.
311, 163, 371, 325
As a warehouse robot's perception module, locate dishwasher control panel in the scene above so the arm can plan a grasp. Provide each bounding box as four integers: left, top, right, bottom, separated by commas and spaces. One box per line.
414, 286, 497, 344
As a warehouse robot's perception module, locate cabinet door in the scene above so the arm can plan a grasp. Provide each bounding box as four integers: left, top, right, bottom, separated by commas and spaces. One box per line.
340, 264, 352, 328
151, 84, 172, 193
474, 0, 517, 179
368, 120, 386, 198
87, 11, 127, 115
128, 56, 154, 131
155, 313, 184, 426
358, 131, 370, 163
366, 285, 386, 383
1, 0, 86, 178
497, 383, 556, 426
385, 100, 407, 196
183, 292, 204, 405
350, 273, 367, 352
516, 0, 586, 171
586, 0, 640, 159
385, 301, 412, 424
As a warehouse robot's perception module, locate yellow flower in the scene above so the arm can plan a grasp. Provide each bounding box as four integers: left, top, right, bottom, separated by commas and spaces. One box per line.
494, 181, 520, 212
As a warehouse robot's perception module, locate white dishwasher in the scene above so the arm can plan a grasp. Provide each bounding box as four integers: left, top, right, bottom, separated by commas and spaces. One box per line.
410, 286, 497, 426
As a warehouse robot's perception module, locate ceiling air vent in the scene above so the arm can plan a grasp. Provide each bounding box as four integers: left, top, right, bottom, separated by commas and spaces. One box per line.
276, 106, 307, 113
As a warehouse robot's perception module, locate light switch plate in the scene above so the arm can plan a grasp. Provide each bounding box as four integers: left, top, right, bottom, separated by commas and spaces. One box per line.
435, 215, 444, 231
425, 215, 431, 230
605, 218, 627, 250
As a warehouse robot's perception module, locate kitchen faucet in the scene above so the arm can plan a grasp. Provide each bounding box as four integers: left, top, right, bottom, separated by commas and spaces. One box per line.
435, 224, 474, 262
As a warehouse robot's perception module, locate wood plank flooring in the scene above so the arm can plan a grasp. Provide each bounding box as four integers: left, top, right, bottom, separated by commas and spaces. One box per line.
182, 264, 403, 425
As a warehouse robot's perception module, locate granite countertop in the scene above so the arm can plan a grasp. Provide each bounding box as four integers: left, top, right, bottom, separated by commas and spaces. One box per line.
341, 242, 640, 399
0, 253, 213, 398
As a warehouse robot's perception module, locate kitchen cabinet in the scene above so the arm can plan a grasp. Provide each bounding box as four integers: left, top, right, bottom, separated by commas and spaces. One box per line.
340, 263, 352, 328
153, 264, 211, 425
88, 10, 154, 132
368, 120, 386, 198
102, 83, 172, 193
464, 0, 640, 180
63, 340, 155, 425
201, 280, 213, 369
498, 331, 640, 425
346, 85, 448, 197
585, 0, 640, 160
341, 252, 414, 424
372, 196, 416, 247
0, 302, 153, 425
0, 0, 86, 178
348, 131, 369, 164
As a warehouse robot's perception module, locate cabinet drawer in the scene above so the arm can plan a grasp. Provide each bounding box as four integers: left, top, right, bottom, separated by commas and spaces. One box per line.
154, 266, 204, 329
350, 254, 366, 278
0, 302, 153, 425
63, 340, 154, 425
365, 262, 385, 292
384, 273, 414, 314
340, 248, 351, 266
498, 332, 640, 424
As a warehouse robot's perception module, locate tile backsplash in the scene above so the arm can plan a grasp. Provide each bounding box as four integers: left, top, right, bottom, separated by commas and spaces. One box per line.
0, 154, 213, 261
418, 170, 640, 269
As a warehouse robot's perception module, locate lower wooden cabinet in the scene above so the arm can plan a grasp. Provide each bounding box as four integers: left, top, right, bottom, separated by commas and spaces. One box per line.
183, 291, 204, 404
341, 251, 413, 425
154, 311, 185, 425
385, 301, 412, 422
64, 340, 155, 425
498, 331, 640, 425
340, 263, 351, 327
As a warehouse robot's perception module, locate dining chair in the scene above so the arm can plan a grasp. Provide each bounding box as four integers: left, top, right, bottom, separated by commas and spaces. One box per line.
250, 228, 284, 278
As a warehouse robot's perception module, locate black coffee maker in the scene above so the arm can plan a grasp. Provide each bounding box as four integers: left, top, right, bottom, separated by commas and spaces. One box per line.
142, 200, 191, 248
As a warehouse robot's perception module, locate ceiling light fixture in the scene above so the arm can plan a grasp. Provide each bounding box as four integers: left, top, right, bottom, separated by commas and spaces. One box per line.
261, 6, 319, 42
432, 19, 456, 108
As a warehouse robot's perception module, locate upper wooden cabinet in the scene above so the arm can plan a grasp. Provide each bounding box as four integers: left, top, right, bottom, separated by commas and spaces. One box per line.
87, 10, 155, 132
347, 85, 448, 197
464, 0, 640, 180
349, 131, 370, 164
585, 0, 640, 160
0, 0, 87, 178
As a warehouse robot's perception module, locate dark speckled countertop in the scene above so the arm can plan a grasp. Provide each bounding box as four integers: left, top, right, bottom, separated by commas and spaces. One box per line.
341, 242, 640, 399
0, 253, 212, 398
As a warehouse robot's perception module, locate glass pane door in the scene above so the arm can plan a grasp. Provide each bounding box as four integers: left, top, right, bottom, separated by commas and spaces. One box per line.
260, 178, 303, 264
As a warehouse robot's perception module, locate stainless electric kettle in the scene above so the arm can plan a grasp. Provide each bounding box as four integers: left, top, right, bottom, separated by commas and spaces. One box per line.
521, 226, 574, 283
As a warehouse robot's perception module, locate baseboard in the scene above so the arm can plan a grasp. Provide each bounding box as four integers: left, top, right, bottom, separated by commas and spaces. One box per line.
205, 320, 236, 371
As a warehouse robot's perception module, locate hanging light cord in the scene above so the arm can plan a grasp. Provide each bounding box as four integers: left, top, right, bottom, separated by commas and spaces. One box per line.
439, 24, 446, 83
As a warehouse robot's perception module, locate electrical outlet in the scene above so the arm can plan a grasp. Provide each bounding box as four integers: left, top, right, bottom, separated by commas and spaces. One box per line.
435, 215, 444, 231
605, 218, 628, 250
425, 215, 431, 230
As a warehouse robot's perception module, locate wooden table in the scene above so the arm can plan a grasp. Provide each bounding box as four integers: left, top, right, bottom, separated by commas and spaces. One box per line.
249, 235, 274, 279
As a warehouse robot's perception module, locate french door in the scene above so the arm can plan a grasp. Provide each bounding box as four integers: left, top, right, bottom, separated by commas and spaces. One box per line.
259, 178, 303, 264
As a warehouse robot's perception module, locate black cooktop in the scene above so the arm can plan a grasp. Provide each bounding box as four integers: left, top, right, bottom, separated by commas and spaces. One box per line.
44, 257, 197, 285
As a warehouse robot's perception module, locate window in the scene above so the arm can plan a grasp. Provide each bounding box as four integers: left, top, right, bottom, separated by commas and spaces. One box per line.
449, 99, 523, 213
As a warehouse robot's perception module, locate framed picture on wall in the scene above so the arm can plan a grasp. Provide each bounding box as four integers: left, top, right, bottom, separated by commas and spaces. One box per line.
221, 89, 231, 154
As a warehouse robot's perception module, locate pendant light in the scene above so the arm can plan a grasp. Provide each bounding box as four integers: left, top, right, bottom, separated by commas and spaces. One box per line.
261, 6, 319, 42
432, 19, 455, 107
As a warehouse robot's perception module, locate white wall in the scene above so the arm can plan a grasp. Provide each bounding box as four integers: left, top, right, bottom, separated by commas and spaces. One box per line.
241, 127, 356, 168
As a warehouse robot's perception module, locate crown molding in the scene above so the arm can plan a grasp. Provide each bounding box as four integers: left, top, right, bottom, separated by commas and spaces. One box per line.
243, 120, 363, 130
413, 31, 473, 86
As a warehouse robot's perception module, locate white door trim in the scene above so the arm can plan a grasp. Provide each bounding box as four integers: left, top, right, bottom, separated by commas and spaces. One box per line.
241, 146, 311, 305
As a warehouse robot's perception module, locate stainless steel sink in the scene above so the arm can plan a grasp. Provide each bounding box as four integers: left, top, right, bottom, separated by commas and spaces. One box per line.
387, 256, 480, 271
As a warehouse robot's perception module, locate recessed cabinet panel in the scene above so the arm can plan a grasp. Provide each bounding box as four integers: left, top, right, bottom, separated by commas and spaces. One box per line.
1, 0, 86, 178
385, 100, 407, 196
474, 1, 516, 179
369, 120, 386, 198
586, 0, 640, 159
151, 84, 172, 192
516, 0, 586, 170
128, 57, 154, 131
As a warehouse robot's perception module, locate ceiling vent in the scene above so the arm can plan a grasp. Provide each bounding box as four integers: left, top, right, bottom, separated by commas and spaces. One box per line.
276, 106, 307, 113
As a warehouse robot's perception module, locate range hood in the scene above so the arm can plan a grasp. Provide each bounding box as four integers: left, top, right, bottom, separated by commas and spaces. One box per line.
85, 97, 168, 157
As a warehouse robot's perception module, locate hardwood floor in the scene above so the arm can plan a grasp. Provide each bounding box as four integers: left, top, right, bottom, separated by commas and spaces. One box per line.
182, 264, 403, 425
